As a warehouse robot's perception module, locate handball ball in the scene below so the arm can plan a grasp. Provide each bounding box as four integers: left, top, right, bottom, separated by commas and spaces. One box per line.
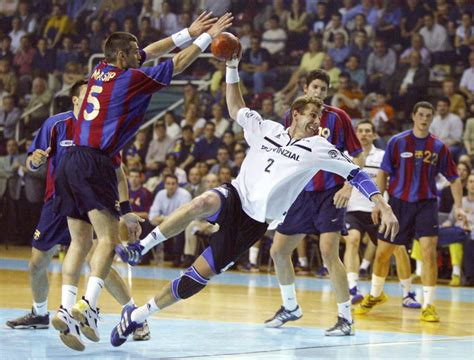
211, 32, 241, 61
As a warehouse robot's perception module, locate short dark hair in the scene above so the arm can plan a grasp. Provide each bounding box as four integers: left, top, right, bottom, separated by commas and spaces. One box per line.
154, 120, 166, 129
165, 153, 177, 161
437, 96, 451, 107
70, 79, 88, 98
306, 69, 330, 87
412, 101, 435, 114
205, 121, 216, 129
164, 174, 178, 182
356, 120, 376, 133
104, 32, 138, 62
182, 125, 193, 132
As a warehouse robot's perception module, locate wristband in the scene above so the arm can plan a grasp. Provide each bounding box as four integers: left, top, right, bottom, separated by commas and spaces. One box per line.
29, 159, 40, 170
120, 201, 132, 215
226, 66, 239, 84
193, 33, 212, 51
172, 28, 192, 48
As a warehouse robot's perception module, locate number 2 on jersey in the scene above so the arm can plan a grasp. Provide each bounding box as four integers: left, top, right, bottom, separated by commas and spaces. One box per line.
265, 158, 275, 173
83, 85, 103, 121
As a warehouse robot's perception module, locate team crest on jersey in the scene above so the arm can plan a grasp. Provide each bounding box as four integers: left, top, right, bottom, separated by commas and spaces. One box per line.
328, 149, 339, 158
401, 152, 413, 158
34, 229, 41, 240
59, 140, 74, 147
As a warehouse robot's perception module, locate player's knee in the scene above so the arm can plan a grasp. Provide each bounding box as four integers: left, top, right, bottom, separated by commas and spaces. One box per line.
270, 244, 288, 262
345, 235, 360, 249
421, 247, 437, 263
320, 242, 338, 261
28, 257, 48, 274
171, 266, 209, 300
192, 192, 219, 216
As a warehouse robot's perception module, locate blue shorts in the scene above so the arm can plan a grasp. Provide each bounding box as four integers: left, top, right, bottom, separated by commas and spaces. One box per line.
54, 146, 120, 220
277, 186, 346, 235
378, 197, 438, 246
32, 199, 70, 251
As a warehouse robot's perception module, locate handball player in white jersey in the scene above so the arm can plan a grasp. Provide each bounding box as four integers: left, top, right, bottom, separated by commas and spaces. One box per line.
111, 54, 399, 345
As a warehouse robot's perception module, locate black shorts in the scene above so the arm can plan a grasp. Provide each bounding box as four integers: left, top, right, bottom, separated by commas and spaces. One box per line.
209, 183, 268, 273
345, 211, 378, 245
378, 197, 439, 246
54, 146, 120, 220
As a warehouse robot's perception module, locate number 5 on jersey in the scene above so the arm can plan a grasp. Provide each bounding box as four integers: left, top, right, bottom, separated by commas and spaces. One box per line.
83, 85, 103, 121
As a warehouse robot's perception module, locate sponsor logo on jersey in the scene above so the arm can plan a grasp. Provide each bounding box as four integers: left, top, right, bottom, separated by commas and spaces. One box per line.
401, 152, 413, 158
261, 145, 300, 161
59, 140, 74, 147
328, 149, 338, 158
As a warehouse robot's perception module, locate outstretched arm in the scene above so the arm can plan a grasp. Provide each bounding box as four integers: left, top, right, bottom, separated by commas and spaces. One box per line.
226, 57, 245, 120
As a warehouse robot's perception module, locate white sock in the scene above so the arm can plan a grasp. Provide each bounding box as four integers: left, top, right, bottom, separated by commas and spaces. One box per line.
280, 284, 298, 310
452, 265, 461, 277
33, 300, 48, 316
124, 297, 135, 307
338, 300, 352, 322
360, 259, 371, 270
370, 274, 385, 297
140, 227, 167, 255
61, 285, 77, 312
422, 286, 435, 308
400, 278, 412, 297
131, 298, 160, 323
347, 272, 359, 289
298, 256, 308, 268
416, 260, 423, 276
84, 276, 104, 309
249, 246, 259, 265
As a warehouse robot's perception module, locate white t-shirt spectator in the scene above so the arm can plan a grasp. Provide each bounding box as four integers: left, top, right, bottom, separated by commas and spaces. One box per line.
166, 122, 181, 141
419, 24, 451, 53
261, 28, 287, 55
460, 67, 474, 93
211, 118, 230, 138
149, 187, 192, 219
430, 113, 464, 145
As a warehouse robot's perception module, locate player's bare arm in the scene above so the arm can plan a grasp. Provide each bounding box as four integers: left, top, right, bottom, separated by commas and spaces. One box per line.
371, 169, 388, 225
172, 13, 233, 75
450, 178, 467, 222
27, 147, 51, 171
143, 12, 217, 60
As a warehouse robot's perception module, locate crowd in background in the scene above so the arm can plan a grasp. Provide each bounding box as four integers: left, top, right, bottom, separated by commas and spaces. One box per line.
1, 0, 474, 281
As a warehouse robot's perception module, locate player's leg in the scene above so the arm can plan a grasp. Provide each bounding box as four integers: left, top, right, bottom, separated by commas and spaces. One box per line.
5, 246, 57, 329
419, 235, 440, 322
116, 191, 222, 265
343, 228, 364, 304
360, 236, 376, 277
249, 240, 260, 272
449, 242, 463, 286
394, 246, 421, 308
295, 237, 309, 274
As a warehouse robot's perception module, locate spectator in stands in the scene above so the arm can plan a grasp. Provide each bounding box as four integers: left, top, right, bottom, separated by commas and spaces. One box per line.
0, 59, 17, 96
400, 0, 428, 47
351, 14, 375, 45
125, 129, 148, 167
443, 78, 467, 119
366, 38, 397, 92
238, 22, 253, 53
460, 51, 474, 104
17, 0, 37, 34
180, 102, 206, 139
138, 16, 161, 48
184, 167, 205, 199
123, 16, 138, 37
0, 95, 21, 140
331, 72, 364, 122
369, 89, 396, 142
0, 80, 9, 111
448, 0, 474, 27
321, 54, 341, 97
13, 35, 35, 92
345, 54, 366, 90
3, 139, 20, 244
62, 62, 84, 90
389, 50, 429, 117
261, 15, 287, 56
181, 122, 221, 170
349, 30, 373, 69
343, 0, 378, 28
260, 97, 282, 124
454, 12, 473, 61
339, 0, 357, 29
175, 125, 195, 169
164, 153, 187, 184
158, 1, 179, 37
0, 36, 13, 64
210, 146, 235, 175
145, 121, 175, 178
463, 104, 474, 161
287, 0, 309, 51
221, 130, 236, 155
88, 19, 105, 54
128, 169, 154, 236
430, 97, 464, 161
138, 0, 160, 29
232, 149, 246, 177
200, 0, 231, 17
218, 164, 233, 184
55, 35, 78, 73
210, 103, 230, 138
439, 161, 470, 214
328, 32, 351, 69
43, 4, 75, 49
324, 12, 349, 49
400, 33, 431, 66
311, 1, 330, 35
163, 110, 181, 141
9, 17, 26, 54
23, 77, 52, 135
419, 12, 452, 64
183, 82, 200, 112
76, 37, 93, 68
271, 0, 290, 29
376, 1, 402, 45
32, 38, 55, 74
240, 34, 276, 95
149, 174, 192, 266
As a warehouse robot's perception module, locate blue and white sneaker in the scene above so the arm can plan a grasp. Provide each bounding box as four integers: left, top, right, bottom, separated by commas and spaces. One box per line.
115, 242, 144, 266
349, 286, 364, 304
402, 291, 422, 309
264, 306, 302, 328
110, 304, 143, 347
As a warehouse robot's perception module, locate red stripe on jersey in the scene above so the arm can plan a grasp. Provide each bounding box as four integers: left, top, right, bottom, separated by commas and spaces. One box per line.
400, 135, 415, 200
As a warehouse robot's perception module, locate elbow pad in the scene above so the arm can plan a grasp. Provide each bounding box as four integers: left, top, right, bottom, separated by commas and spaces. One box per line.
348, 169, 381, 200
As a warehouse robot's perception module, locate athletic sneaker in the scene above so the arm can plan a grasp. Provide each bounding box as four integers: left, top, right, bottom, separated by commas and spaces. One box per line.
52, 307, 85, 352
359, 268, 368, 279
115, 242, 144, 266
325, 316, 355, 336
133, 319, 150, 341
349, 286, 364, 305
354, 292, 388, 315
420, 304, 440, 322
264, 306, 302, 328
402, 292, 421, 309
316, 266, 329, 278
71, 297, 100, 342
449, 275, 461, 287
5, 308, 49, 329
110, 304, 143, 347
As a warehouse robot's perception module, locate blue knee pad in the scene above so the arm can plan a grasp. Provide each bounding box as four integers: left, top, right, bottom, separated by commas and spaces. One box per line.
171, 266, 209, 300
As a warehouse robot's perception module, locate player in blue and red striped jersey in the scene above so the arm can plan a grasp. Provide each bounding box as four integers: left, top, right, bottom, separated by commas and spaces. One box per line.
265, 69, 365, 336
355, 101, 466, 322
53, 13, 234, 347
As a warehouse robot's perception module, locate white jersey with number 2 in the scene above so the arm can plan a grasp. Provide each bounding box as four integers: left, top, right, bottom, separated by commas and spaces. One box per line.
231, 108, 360, 223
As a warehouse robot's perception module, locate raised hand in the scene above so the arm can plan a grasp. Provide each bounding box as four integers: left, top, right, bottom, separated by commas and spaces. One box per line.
188, 11, 217, 37
207, 12, 233, 38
